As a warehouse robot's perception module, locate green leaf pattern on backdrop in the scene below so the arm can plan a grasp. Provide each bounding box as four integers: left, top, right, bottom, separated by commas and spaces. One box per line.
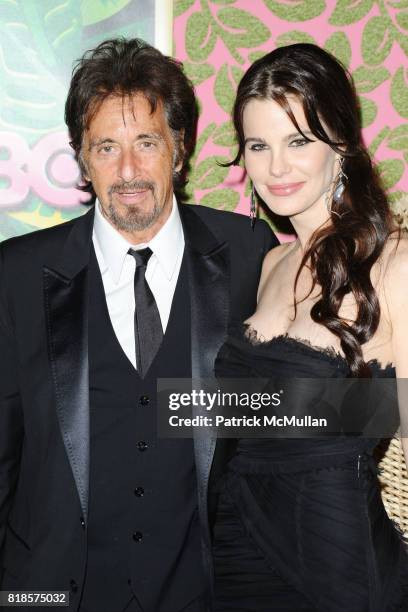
216, 7, 270, 53
389, 1, 408, 8
213, 121, 237, 147
200, 188, 239, 210
248, 50, 267, 63
185, 121, 217, 199
387, 125, 408, 151
264, 0, 326, 22
184, 61, 215, 86
186, 10, 217, 61
378, 159, 405, 190
214, 64, 243, 114
174, 0, 196, 18
391, 67, 408, 118
276, 30, 316, 46
186, 4, 269, 64
324, 32, 352, 67
396, 10, 408, 31
191, 122, 217, 166
362, 16, 394, 65
211, 0, 237, 5
353, 66, 390, 93
193, 155, 230, 189
0, 1, 405, 238
176, 0, 406, 216
360, 96, 378, 127
329, 0, 374, 26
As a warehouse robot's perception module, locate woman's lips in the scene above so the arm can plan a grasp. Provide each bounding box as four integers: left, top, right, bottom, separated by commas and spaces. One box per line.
267, 182, 305, 196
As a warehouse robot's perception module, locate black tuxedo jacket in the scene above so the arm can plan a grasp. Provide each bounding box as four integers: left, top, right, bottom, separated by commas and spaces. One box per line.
0, 203, 276, 604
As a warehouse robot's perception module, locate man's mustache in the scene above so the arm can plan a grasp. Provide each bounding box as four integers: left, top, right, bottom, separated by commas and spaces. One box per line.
109, 180, 154, 194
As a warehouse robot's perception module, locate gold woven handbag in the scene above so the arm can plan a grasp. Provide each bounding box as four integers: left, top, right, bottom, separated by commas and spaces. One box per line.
376, 437, 408, 536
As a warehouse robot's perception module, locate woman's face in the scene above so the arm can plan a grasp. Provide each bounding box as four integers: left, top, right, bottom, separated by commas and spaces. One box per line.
242, 96, 339, 223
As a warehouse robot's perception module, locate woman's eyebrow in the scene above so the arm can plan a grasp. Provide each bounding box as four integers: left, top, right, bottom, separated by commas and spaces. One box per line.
244, 137, 268, 144
285, 129, 314, 140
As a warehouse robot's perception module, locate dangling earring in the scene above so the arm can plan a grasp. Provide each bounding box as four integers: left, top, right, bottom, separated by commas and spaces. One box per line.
327, 157, 347, 217
332, 157, 347, 204
250, 184, 257, 229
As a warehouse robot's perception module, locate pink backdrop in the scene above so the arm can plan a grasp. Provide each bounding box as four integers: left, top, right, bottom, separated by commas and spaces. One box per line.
173, 0, 408, 240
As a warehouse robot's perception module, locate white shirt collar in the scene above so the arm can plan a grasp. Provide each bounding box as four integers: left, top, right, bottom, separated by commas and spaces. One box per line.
92, 195, 183, 285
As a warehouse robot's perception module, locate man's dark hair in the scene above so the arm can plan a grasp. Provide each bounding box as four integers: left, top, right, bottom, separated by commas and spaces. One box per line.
65, 37, 198, 200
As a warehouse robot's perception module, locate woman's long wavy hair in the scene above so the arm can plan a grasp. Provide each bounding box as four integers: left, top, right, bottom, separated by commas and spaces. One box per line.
232, 44, 396, 376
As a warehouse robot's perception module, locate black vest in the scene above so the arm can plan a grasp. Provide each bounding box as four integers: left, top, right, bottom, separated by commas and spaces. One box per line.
80, 249, 205, 612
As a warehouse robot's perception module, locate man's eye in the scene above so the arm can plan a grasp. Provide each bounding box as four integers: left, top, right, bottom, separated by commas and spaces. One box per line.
98, 145, 113, 153
141, 141, 155, 149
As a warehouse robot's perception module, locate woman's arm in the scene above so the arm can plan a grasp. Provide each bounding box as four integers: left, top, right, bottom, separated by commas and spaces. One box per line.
384, 236, 408, 465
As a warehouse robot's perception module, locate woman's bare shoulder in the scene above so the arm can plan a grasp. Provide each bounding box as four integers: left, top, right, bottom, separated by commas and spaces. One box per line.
261, 240, 296, 275
381, 231, 408, 308
257, 240, 296, 298
382, 230, 408, 270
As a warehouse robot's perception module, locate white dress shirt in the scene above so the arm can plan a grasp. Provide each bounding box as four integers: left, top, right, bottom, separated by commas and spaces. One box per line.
92, 197, 185, 369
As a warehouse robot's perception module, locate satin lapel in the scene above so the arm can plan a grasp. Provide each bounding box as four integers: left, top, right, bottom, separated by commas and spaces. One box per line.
186, 243, 229, 381
180, 205, 230, 547
43, 209, 93, 522
186, 239, 229, 495
179, 204, 230, 380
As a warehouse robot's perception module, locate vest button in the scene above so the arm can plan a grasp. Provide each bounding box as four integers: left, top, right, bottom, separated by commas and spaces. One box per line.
134, 486, 144, 497
132, 531, 143, 542
137, 440, 148, 451
70, 579, 78, 593
80, 516, 85, 529
139, 395, 150, 406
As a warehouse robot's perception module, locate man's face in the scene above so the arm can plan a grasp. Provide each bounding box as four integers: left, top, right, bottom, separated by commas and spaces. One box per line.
82, 94, 181, 242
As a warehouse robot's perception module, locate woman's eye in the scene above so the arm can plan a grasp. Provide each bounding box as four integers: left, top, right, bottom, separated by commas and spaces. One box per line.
249, 143, 266, 152
289, 138, 309, 147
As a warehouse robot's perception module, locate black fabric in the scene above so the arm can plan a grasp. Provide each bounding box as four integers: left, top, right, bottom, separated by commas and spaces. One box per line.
128, 247, 163, 378
213, 325, 408, 612
0, 204, 277, 611
80, 248, 204, 612
80, 593, 208, 612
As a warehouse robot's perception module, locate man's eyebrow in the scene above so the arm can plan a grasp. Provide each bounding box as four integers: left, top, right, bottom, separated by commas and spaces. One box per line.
88, 138, 116, 151
88, 133, 164, 150
136, 132, 164, 141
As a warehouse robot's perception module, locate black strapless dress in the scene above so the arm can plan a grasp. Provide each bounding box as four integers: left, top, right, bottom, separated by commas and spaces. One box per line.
213, 326, 408, 612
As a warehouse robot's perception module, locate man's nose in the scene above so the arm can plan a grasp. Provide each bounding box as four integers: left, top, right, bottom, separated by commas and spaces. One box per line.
118, 149, 140, 182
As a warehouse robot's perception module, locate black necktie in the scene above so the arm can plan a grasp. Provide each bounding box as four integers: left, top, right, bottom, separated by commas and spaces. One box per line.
128, 247, 163, 378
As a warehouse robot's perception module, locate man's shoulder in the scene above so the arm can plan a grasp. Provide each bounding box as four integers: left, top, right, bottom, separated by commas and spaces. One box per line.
181, 203, 274, 243
0, 209, 92, 262
185, 203, 250, 226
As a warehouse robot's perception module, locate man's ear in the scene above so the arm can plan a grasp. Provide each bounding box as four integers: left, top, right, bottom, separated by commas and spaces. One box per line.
79, 150, 91, 182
